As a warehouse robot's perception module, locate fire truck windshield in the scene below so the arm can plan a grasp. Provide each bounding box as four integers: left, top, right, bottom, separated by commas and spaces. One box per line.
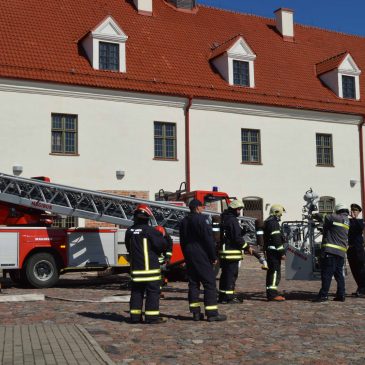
203, 195, 228, 213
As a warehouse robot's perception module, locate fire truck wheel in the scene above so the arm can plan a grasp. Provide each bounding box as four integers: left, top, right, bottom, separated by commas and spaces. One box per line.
25, 252, 60, 288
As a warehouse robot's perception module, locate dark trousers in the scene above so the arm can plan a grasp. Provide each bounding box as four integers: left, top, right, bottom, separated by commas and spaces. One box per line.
219, 260, 239, 301
130, 280, 160, 321
266, 251, 282, 299
347, 246, 365, 293
319, 253, 345, 298
185, 248, 218, 317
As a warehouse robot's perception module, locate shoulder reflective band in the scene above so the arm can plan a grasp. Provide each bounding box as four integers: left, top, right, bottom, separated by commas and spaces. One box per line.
132, 269, 161, 275
322, 243, 348, 252
267, 246, 284, 251
132, 275, 162, 282
130, 309, 142, 314
333, 222, 350, 230
256, 230, 264, 235
145, 311, 160, 316
205, 305, 218, 311
271, 230, 281, 235
143, 238, 150, 271
189, 302, 201, 308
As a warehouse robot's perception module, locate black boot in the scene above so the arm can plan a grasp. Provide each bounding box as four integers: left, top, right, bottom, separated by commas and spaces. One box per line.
193, 312, 204, 321
207, 314, 227, 322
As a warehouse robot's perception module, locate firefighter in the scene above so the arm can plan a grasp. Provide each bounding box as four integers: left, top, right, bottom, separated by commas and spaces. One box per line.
313, 203, 350, 302
264, 204, 286, 301
179, 199, 226, 322
218, 200, 253, 304
347, 203, 365, 297
155, 225, 173, 298
125, 204, 168, 324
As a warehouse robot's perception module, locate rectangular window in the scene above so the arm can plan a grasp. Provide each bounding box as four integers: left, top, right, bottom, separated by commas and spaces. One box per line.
316, 133, 333, 166
233, 60, 250, 86
99, 42, 119, 71
154, 122, 176, 159
342, 75, 355, 99
51, 114, 78, 155
241, 129, 261, 164
52, 216, 78, 228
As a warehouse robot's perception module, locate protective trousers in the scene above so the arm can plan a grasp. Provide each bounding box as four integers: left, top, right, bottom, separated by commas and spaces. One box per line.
266, 251, 282, 299
319, 253, 345, 298
219, 260, 239, 301
185, 248, 218, 318
130, 280, 160, 322
347, 246, 365, 293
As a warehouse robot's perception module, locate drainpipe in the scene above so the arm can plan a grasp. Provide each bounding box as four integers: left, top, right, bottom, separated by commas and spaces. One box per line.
359, 117, 365, 210
185, 97, 193, 192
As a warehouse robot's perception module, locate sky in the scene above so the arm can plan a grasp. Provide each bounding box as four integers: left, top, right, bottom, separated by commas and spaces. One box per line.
198, 0, 365, 37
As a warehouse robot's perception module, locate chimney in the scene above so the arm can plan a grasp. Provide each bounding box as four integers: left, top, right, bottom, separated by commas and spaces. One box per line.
274, 8, 294, 41
133, 0, 153, 16
166, 0, 196, 11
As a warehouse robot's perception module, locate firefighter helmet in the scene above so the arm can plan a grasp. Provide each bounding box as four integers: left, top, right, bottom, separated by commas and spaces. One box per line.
134, 204, 154, 219
229, 200, 244, 209
270, 204, 286, 217
335, 203, 349, 213
155, 225, 166, 236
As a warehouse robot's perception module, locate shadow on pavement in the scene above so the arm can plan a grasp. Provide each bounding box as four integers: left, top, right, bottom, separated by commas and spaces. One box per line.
78, 311, 127, 322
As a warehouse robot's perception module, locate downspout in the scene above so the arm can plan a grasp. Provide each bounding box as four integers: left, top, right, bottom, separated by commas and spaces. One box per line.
185, 97, 193, 192
359, 117, 365, 210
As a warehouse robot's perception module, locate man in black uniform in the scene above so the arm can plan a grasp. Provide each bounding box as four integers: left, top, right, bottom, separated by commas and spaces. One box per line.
264, 204, 286, 301
314, 203, 350, 302
218, 199, 253, 304
125, 204, 168, 324
347, 203, 365, 297
179, 199, 226, 322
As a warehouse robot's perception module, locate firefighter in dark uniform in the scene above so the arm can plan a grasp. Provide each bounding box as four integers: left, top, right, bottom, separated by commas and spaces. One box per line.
314, 203, 350, 302
218, 200, 253, 303
179, 199, 226, 322
264, 204, 286, 301
347, 203, 365, 297
125, 204, 168, 324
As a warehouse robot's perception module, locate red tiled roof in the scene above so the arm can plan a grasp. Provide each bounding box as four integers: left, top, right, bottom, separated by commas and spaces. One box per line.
1, 0, 365, 115
316, 52, 348, 76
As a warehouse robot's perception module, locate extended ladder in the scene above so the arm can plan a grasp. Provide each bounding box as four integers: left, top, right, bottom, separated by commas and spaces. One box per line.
0, 173, 255, 236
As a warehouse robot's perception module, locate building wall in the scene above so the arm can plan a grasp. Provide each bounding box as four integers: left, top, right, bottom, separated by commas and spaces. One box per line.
190, 100, 363, 220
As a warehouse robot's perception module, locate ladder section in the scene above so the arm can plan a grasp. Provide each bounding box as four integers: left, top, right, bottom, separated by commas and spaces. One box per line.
0, 173, 255, 236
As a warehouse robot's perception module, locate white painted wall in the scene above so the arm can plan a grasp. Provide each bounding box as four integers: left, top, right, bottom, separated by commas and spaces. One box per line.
189, 100, 362, 220
0, 80, 186, 198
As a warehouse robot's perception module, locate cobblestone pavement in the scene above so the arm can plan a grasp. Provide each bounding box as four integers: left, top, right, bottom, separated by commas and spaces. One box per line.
1, 257, 365, 365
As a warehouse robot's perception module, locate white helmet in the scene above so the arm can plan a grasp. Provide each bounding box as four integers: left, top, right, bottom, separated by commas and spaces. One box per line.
334, 203, 349, 213
270, 204, 286, 217
229, 200, 244, 209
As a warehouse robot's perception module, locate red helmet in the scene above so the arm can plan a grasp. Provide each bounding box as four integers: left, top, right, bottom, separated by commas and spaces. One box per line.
155, 225, 166, 236
134, 204, 154, 218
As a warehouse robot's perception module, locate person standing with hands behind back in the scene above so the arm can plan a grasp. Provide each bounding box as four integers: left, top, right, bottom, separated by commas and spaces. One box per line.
179, 199, 226, 322
347, 203, 365, 297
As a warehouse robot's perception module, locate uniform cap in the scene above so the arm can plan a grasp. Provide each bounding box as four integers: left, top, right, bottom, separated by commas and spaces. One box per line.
350, 203, 362, 212
229, 200, 244, 209
188, 199, 203, 210
335, 203, 349, 213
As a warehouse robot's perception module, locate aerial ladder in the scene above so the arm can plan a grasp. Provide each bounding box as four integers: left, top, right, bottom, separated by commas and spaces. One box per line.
0, 173, 256, 288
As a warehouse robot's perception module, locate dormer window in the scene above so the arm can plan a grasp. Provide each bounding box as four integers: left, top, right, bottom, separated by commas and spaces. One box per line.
316, 52, 361, 100
81, 16, 128, 73
210, 35, 256, 88
99, 42, 119, 71
233, 60, 250, 86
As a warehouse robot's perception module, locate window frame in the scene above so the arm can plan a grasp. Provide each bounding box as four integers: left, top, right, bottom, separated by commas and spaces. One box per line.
342, 75, 356, 99
153, 122, 177, 160
241, 128, 261, 164
99, 41, 120, 72
316, 133, 333, 167
318, 196, 336, 215
233, 60, 250, 87
51, 113, 78, 156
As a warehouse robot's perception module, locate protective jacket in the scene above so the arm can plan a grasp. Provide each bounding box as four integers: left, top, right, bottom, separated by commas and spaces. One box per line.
322, 213, 349, 258
219, 209, 248, 260
264, 215, 285, 255
348, 218, 364, 248
125, 224, 167, 282
180, 212, 217, 262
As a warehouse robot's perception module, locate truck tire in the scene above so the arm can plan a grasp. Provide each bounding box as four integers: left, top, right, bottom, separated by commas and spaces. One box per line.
25, 252, 60, 288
